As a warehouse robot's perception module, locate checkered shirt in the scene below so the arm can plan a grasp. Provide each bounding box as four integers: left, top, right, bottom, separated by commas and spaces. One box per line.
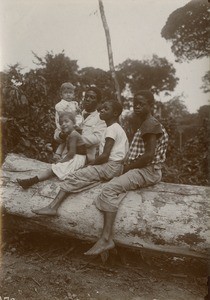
128, 122, 168, 165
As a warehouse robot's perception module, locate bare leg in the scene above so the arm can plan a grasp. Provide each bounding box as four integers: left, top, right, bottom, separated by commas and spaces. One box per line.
17, 167, 54, 189
32, 189, 68, 216
37, 168, 54, 181
84, 211, 117, 255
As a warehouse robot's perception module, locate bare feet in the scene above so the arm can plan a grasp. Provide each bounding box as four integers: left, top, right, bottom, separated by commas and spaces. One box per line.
32, 206, 58, 216
84, 238, 115, 255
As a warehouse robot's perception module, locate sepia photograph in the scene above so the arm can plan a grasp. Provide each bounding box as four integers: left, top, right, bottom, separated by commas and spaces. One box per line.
0, 0, 209, 299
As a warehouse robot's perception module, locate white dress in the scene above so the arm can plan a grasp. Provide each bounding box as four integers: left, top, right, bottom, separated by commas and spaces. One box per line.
52, 131, 86, 180
52, 154, 86, 180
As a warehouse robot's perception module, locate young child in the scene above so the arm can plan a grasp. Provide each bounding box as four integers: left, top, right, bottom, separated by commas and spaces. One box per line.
53, 82, 82, 160
17, 112, 86, 188
30, 99, 129, 216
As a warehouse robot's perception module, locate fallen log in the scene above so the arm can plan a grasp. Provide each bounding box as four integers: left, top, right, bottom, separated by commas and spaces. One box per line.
1, 153, 209, 258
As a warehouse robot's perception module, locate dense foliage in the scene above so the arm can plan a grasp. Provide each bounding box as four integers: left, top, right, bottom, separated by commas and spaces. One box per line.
1, 52, 209, 186
32, 51, 79, 103
116, 55, 178, 95
1, 64, 55, 162
161, 117, 209, 186
161, 0, 209, 62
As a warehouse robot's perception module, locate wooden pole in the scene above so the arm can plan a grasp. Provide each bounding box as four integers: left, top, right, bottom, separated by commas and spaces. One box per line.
98, 0, 121, 103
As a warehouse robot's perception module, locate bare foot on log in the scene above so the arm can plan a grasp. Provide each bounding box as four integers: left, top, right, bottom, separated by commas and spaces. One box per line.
84, 238, 115, 255
32, 206, 58, 216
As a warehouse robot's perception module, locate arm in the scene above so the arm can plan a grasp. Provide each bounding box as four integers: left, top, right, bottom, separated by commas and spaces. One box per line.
58, 133, 78, 163
54, 128, 68, 143
74, 124, 82, 134
54, 109, 63, 142
82, 119, 106, 147
55, 111, 60, 130
123, 133, 157, 173
54, 143, 64, 156
89, 137, 114, 165
53, 143, 65, 162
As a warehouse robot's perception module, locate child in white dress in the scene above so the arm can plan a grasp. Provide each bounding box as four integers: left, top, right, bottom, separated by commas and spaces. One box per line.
17, 112, 86, 187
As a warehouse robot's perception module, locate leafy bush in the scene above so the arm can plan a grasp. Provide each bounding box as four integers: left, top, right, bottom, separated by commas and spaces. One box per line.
1, 65, 55, 162
162, 123, 208, 185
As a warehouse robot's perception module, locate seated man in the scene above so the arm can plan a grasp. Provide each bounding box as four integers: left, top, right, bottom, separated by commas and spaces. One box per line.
84, 90, 169, 255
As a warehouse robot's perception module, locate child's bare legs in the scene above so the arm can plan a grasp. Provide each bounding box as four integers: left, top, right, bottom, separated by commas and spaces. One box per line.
32, 164, 101, 216
37, 168, 54, 181
32, 189, 68, 216
17, 167, 55, 189
84, 211, 116, 255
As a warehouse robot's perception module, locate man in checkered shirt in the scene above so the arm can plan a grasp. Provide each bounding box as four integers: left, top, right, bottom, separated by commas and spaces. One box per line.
85, 90, 168, 256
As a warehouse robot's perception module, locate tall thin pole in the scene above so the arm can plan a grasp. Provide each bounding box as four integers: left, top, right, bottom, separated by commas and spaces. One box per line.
98, 0, 121, 103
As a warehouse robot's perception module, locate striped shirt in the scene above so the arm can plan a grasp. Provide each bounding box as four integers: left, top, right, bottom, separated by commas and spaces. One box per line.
127, 115, 168, 166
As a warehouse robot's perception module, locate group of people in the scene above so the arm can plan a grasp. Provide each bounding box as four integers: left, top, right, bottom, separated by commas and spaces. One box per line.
17, 82, 168, 255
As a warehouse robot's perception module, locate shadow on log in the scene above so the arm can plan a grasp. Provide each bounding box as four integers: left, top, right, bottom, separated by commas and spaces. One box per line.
1, 154, 209, 258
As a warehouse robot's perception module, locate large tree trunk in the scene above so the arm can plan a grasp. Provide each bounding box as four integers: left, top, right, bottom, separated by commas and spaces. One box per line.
98, 0, 121, 103
1, 154, 209, 258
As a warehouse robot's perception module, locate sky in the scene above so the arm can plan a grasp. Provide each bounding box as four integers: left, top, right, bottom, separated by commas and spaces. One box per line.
0, 0, 209, 113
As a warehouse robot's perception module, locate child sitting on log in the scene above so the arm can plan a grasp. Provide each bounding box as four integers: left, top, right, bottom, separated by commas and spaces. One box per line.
85, 90, 169, 255
28, 99, 129, 216
17, 111, 86, 186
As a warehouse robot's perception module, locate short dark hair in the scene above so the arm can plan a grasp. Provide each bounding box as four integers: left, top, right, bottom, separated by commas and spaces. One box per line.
107, 100, 123, 117
86, 86, 102, 103
59, 111, 76, 124
134, 90, 155, 106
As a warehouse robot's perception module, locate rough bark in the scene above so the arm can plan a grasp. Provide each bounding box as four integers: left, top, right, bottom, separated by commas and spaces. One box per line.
1, 154, 209, 258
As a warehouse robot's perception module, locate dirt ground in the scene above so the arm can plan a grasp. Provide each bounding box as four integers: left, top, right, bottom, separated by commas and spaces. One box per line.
0, 214, 208, 300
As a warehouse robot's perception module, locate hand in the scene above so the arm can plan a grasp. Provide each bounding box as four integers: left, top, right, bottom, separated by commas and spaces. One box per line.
74, 125, 82, 134
85, 160, 95, 166
59, 132, 68, 140
52, 153, 61, 163
45, 143, 53, 152
123, 164, 130, 174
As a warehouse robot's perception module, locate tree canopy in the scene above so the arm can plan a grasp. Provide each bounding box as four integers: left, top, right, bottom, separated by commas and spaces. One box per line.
78, 67, 115, 100
32, 51, 79, 102
160, 96, 189, 119
117, 55, 178, 95
161, 0, 209, 62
